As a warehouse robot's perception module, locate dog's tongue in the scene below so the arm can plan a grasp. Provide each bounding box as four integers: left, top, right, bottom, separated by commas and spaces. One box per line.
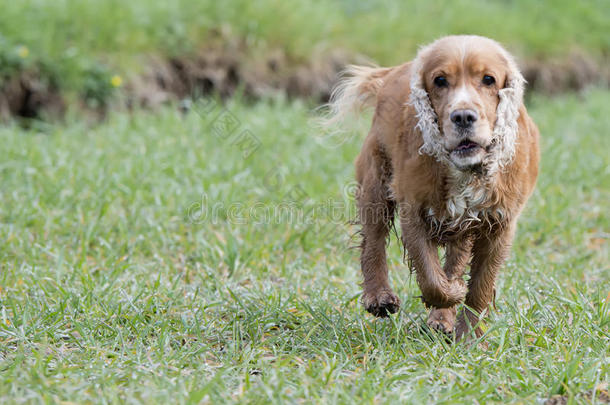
456, 141, 478, 150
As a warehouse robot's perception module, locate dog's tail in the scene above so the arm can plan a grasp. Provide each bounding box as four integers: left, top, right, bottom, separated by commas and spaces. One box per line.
318, 65, 392, 129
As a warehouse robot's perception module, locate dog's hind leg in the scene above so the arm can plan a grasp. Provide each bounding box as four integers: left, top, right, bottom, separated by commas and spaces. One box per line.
356, 139, 399, 317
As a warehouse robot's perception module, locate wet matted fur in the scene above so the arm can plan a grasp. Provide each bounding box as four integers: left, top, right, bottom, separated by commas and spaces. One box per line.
323, 35, 539, 340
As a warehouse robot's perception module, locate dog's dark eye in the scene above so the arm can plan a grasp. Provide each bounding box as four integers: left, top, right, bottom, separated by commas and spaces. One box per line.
433, 76, 448, 88
482, 75, 495, 86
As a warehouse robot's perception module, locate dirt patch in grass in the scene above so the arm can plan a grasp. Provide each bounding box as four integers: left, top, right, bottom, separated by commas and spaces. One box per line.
0, 71, 64, 121
544, 385, 610, 404
126, 37, 356, 109
522, 50, 609, 94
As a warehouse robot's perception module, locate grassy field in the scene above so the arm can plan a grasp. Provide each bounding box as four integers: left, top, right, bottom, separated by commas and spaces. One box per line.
0, 88, 608, 403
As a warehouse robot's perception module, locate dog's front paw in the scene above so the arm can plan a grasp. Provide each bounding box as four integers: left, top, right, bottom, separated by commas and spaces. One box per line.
427, 307, 457, 334
362, 288, 401, 317
421, 278, 467, 308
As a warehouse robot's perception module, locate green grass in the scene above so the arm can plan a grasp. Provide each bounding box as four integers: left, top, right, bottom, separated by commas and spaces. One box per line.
1, 0, 608, 95
0, 90, 609, 403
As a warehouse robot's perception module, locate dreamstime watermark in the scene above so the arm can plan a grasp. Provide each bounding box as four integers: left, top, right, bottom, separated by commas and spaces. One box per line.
185, 180, 398, 233
186, 180, 360, 225
186, 195, 358, 226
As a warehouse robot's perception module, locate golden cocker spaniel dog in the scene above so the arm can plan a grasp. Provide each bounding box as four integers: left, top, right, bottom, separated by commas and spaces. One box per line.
325, 35, 539, 340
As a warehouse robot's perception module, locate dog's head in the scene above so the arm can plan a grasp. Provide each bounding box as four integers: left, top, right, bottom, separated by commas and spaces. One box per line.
410, 35, 525, 174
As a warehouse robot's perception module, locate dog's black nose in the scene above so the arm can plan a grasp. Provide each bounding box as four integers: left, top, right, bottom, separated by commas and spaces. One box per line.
450, 109, 478, 128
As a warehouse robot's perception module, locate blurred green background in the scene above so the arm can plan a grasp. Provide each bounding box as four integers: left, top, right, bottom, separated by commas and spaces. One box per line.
0, 0, 608, 115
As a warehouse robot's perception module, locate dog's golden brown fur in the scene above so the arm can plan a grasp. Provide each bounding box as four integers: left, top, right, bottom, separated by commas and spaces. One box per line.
324, 35, 539, 340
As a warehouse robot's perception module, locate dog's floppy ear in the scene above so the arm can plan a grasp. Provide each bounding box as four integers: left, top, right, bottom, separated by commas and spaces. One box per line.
409, 49, 446, 162
490, 54, 526, 170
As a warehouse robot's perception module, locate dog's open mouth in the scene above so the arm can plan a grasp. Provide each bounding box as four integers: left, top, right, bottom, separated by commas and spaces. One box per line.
452, 140, 482, 155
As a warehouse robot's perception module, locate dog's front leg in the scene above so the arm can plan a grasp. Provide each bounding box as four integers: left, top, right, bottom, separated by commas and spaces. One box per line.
427, 240, 471, 333
455, 223, 516, 341
400, 210, 467, 309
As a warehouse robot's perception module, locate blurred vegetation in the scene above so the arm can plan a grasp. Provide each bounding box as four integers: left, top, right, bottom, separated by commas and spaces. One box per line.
0, 0, 608, 107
